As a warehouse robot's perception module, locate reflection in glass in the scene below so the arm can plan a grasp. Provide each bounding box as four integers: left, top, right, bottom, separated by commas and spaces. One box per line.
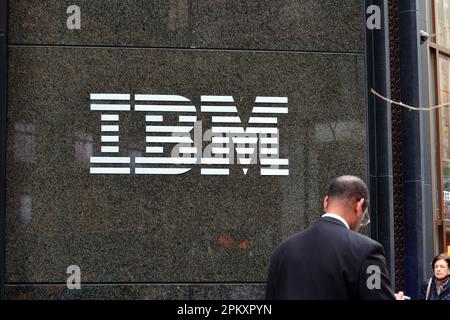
447, 228, 450, 253
14, 123, 36, 163
75, 132, 93, 167
129, 148, 143, 169
439, 55, 450, 220
168, 0, 189, 32
436, 0, 450, 49
313, 121, 362, 143
18, 193, 32, 224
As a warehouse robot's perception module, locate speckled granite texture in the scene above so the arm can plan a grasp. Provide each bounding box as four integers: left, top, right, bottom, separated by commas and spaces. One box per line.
9, 0, 364, 52
6, 284, 266, 300
6, 1, 366, 299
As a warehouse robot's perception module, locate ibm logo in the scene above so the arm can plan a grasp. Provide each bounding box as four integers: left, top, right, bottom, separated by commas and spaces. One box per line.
90, 94, 289, 176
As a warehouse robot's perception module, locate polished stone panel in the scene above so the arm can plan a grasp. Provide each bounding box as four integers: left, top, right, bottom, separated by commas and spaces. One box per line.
9, 0, 364, 52
6, 284, 266, 300
6, 46, 366, 283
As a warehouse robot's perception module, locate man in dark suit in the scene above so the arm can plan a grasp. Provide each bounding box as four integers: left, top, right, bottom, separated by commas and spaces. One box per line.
266, 175, 403, 300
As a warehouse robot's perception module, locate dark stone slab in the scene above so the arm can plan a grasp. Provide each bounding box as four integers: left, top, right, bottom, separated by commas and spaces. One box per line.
9, 0, 364, 52
6, 46, 366, 282
5, 284, 266, 300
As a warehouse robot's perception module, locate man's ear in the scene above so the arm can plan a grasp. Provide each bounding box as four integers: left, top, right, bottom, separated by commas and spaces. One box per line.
356, 198, 365, 213
323, 196, 329, 212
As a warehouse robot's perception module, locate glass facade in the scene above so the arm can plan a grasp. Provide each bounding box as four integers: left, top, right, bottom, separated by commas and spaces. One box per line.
436, 0, 450, 49
432, 0, 450, 254
440, 55, 450, 221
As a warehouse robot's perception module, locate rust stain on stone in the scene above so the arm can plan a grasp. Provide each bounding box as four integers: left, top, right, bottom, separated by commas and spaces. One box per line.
239, 241, 249, 250
218, 235, 249, 250
218, 235, 235, 248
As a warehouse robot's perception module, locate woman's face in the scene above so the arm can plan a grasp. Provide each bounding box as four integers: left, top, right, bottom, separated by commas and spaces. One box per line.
434, 259, 450, 280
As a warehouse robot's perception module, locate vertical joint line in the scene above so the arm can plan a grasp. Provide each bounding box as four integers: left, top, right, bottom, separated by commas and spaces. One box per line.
0, 0, 8, 300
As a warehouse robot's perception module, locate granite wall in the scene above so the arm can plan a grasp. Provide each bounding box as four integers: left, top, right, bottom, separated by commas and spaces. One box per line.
5, 0, 366, 299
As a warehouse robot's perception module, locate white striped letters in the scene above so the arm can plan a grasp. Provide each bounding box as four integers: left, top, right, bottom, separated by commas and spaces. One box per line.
90, 94, 289, 176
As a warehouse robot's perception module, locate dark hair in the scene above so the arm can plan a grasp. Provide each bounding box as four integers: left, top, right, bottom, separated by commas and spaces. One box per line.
327, 176, 369, 209
432, 253, 450, 269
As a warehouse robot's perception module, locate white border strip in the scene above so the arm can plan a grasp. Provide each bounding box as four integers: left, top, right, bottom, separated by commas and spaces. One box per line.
90, 157, 130, 164
146, 147, 164, 153
201, 169, 230, 175
101, 146, 119, 153
261, 148, 278, 154
255, 97, 288, 104
212, 148, 230, 154
245, 128, 278, 134
91, 94, 130, 100
212, 116, 242, 123
260, 138, 278, 144
91, 104, 130, 111
249, 117, 278, 124
146, 115, 163, 122
146, 136, 193, 143
101, 115, 119, 121
90, 167, 130, 174
179, 147, 198, 154
212, 127, 245, 133
201, 106, 238, 113
238, 158, 252, 165
232, 137, 258, 144
261, 169, 289, 176
201, 158, 230, 164
135, 168, 191, 175
146, 126, 193, 133
260, 159, 289, 165
212, 137, 230, 144
236, 148, 255, 154
135, 95, 190, 102
252, 107, 288, 114
179, 116, 197, 122
101, 136, 119, 142
201, 96, 234, 102
135, 157, 197, 164
101, 125, 119, 132
135, 105, 196, 112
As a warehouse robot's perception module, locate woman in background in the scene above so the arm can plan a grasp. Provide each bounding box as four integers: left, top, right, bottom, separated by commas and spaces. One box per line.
421, 253, 450, 300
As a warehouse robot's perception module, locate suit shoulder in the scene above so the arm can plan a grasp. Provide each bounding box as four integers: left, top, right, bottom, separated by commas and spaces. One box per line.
318, 219, 381, 248
350, 230, 380, 246
346, 230, 384, 255
270, 233, 292, 256
270, 228, 310, 259
273, 230, 303, 251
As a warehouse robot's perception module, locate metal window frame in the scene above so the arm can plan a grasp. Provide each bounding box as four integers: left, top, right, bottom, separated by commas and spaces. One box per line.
0, 0, 8, 301
431, 0, 450, 254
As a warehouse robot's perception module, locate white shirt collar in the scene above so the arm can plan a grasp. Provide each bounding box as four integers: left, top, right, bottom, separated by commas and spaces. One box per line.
321, 213, 350, 229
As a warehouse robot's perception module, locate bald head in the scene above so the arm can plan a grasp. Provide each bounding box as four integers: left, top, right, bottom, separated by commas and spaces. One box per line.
327, 176, 369, 210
